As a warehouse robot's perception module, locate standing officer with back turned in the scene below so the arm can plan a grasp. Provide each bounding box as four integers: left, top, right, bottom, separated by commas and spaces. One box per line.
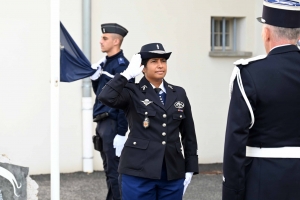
223, 1, 300, 199
91, 23, 130, 200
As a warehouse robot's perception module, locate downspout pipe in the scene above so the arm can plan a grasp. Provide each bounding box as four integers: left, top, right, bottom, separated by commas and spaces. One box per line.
82, 0, 93, 173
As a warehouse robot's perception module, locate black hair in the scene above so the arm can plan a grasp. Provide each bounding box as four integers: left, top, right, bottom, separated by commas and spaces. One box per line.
141, 59, 149, 67
141, 59, 149, 75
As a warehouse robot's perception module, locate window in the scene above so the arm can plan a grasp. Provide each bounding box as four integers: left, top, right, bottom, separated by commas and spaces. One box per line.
211, 17, 236, 51
210, 17, 252, 57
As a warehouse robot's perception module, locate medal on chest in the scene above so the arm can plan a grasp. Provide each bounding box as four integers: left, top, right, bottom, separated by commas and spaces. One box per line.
143, 112, 150, 128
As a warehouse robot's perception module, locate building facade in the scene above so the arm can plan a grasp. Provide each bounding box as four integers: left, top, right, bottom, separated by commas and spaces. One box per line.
0, 0, 265, 174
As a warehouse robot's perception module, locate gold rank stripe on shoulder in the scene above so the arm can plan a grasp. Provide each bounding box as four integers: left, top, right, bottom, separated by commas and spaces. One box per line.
233, 55, 267, 66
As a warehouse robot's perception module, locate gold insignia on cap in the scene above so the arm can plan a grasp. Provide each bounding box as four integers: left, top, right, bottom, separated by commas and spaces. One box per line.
157, 44, 159, 49
103, 28, 105, 33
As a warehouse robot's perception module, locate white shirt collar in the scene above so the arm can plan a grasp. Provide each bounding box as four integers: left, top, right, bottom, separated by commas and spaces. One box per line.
270, 44, 293, 52
150, 81, 166, 93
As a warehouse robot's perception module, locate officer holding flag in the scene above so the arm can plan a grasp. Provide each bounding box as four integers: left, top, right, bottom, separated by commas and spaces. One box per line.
91, 23, 130, 200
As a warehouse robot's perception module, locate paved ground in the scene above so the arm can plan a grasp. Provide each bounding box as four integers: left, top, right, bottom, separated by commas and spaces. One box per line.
31, 163, 222, 200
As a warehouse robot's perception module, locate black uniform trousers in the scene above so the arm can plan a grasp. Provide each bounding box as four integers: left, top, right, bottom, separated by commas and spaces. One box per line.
96, 118, 120, 200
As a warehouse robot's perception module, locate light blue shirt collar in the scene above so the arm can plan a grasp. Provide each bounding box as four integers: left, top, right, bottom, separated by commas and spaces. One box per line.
150, 81, 166, 93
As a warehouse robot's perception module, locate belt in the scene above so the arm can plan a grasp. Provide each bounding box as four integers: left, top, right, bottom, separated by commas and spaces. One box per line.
246, 146, 300, 158
93, 112, 109, 122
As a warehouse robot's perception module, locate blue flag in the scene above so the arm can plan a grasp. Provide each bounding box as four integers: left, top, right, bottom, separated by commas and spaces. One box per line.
60, 22, 95, 82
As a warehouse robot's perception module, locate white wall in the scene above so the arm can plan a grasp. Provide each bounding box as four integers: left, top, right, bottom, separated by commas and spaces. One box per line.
0, 0, 266, 174
0, 0, 51, 174
254, 0, 266, 56
0, 0, 87, 175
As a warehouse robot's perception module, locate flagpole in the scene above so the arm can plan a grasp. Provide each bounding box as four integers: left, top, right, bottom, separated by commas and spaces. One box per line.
82, 0, 94, 173
50, 0, 60, 199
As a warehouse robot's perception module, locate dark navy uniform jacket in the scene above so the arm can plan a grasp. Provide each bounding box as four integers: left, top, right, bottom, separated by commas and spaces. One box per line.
92, 50, 129, 136
223, 45, 300, 200
98, 74, 199, 180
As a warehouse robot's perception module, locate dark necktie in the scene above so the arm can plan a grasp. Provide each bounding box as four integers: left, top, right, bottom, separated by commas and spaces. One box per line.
154, 88, 166, 105
154, 88, 161, 94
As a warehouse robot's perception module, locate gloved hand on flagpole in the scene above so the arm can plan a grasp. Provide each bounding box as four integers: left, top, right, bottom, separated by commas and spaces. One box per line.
91, 56, 106, 69
90, 57, 107, 80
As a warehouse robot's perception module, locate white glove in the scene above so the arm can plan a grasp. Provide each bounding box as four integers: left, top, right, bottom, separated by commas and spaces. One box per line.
91, 56, 106, 69
120, 54, 144, 80
90, 67, 103, 80
183, 172, 193, 195
113, 134, 126, 157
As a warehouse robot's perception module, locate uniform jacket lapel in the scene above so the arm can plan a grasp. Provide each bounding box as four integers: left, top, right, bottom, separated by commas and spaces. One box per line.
164, 80, 177, 110
139, 77, 165, 111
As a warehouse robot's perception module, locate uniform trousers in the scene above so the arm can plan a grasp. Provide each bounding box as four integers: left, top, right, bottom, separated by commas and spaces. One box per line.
120, 160, 184, 200
96, 118, 121, 200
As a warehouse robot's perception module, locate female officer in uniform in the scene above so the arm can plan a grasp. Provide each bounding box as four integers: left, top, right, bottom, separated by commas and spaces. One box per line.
98, 43, 198, 200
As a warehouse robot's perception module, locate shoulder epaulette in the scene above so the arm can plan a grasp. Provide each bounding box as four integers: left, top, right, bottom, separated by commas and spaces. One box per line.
228, 55, 266, 129
118, 57, 126, 65
233, 55, 266, 66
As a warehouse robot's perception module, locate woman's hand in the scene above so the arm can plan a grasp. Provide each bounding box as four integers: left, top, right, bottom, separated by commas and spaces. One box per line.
183, 172, 193, 195
121, 54, 144, 80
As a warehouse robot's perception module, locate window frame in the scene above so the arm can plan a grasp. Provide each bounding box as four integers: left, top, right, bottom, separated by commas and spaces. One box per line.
211, 17, 237, 52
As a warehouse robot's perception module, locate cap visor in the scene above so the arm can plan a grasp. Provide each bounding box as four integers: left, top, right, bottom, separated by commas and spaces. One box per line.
256, 17, 266, 24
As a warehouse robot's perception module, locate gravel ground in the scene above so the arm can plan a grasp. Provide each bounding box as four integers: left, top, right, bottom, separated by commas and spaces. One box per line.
31, 163, 223, 200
